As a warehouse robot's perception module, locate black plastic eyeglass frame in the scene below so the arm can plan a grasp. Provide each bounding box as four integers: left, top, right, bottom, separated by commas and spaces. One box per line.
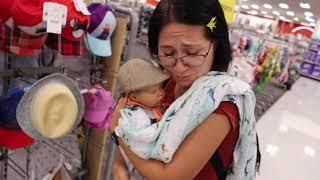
154, 42, 213, 67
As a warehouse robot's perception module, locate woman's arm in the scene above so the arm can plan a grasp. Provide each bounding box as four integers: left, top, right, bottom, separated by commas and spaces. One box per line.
118, 112, 231, 180
112, 149, 130, 180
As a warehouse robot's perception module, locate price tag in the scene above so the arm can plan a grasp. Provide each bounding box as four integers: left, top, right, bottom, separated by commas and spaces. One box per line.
43, 2, 67, 26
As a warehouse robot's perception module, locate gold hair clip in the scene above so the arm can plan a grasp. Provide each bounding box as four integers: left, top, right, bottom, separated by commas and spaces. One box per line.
207, 17, 217, 32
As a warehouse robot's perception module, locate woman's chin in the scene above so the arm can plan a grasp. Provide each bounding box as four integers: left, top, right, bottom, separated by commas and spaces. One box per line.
175, 79, 193, 88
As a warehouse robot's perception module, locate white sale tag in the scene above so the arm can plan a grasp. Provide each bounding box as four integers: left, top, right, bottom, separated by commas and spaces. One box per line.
45, 3, 63, 34
73, 0, 91, 15
43, 2, 67, 26
47, 15, 62, 34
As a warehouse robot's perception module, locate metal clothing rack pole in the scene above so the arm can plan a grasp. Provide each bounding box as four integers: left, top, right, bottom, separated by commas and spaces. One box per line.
84, 16, 129, 180
111, 3, 139, 61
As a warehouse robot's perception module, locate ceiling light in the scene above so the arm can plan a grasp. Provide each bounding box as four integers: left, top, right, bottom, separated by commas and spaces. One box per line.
310, 23, 316, 27
261, 11, 268, 15
241, 5, 249, 10
272, 11, 280, 16
279, 3, 289, 9
300, 2, 311, 9
304, 12, 313, 17
263, 4, 272, 9
251, 4, 259, 10
306, 17, 315, 23
279, 16, 286, 20
263, 15, 274, 19
294, 17, 299, 21
248, 10, 258, 15
287, 11, 295, 16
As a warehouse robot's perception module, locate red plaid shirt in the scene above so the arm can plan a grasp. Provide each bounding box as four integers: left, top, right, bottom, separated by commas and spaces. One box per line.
45, 33, 84, 56
0, 24, 47, 56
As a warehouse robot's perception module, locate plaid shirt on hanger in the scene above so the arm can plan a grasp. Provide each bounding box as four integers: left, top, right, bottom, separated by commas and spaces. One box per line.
45, 33, 84, 56
0, 24, 47, 56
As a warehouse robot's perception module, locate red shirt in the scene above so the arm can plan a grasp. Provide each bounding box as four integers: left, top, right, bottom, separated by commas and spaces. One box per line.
162, 80, 240, 180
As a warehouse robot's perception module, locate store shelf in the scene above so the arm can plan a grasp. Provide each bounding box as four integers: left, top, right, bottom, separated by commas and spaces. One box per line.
303, 60, 320, 66
300, 73, 320, 81
308, 48, 320, 52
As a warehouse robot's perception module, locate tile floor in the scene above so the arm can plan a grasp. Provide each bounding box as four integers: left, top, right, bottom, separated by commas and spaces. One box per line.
256, 77, 320, 180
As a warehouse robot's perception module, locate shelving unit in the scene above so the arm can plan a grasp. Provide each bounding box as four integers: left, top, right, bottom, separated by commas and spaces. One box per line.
300, 40, 320, 81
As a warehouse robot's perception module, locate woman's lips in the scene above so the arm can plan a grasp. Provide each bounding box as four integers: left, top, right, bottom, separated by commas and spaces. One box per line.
176, 75, 191, 80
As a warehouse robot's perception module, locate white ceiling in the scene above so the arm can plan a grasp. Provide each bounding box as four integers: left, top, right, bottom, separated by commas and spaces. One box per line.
236, 0, 319, 26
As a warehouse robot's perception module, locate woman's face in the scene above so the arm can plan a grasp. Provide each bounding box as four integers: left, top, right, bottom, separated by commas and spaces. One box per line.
158, 22, 214, 88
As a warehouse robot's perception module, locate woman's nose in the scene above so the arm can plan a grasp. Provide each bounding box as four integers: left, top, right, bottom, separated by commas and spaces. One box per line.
173, 59, 188, 74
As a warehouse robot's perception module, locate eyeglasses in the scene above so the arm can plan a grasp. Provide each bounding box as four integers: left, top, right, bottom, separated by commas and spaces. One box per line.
154, 42, 213, 68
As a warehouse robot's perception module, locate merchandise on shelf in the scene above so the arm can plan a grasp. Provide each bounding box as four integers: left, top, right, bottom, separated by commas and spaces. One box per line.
300, 40, 320, 80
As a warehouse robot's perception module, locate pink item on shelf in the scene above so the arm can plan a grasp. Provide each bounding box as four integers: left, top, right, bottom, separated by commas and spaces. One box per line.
83, 84, 115, 129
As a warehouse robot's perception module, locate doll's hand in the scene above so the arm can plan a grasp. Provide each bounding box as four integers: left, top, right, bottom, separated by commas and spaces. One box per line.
109, 96, 128, 132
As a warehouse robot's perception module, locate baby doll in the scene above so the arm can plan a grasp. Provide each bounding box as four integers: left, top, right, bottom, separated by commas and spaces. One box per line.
112, 58, 170, 179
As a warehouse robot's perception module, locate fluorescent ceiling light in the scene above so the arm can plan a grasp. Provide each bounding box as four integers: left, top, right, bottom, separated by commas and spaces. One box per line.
261, 11, 268, 15
306, 16, 315, 23
304, 12, 313, 17
272, 11, 280, 16
279, 16, 286, 20
286, 11, 295, 16
279, 3, 289, 9
263, 4, 272, 9
248, 10, 258, 15
263, 15, 274, 19
251, 4, 259, 10
300, 2, 311, 9
241, 5, 249, 10
310, 23, 316, 27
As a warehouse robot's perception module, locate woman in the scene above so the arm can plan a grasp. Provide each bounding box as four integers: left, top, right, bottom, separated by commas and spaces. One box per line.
111, 0, 259, 179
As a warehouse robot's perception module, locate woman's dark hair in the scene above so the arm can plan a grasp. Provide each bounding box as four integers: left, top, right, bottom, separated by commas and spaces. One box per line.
148, 0, 232, 72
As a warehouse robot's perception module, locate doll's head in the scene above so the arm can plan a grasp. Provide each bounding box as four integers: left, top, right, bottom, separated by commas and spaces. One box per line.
118, 58, 170, 107
128, 82, 165, 108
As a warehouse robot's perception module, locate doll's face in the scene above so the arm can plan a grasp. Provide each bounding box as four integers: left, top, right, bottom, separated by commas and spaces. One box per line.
131, 83, 165, 108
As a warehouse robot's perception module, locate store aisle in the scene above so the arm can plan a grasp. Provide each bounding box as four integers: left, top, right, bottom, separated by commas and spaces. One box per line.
256, 77, 320, 180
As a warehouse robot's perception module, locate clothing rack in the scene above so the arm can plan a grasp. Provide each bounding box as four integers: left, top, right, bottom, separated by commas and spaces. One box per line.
83, 9, 131, 180
0, 2, 136, 180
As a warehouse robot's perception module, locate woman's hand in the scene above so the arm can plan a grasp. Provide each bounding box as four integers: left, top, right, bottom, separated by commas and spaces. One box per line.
109, 95, 128, 132
112, 148, 130, 180
112, 165, 130, 180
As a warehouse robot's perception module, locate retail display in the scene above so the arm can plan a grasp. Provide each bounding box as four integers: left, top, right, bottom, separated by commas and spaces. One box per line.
0, 0, 125, 179
300, 40, 320, 80
136, 4, 153, 44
